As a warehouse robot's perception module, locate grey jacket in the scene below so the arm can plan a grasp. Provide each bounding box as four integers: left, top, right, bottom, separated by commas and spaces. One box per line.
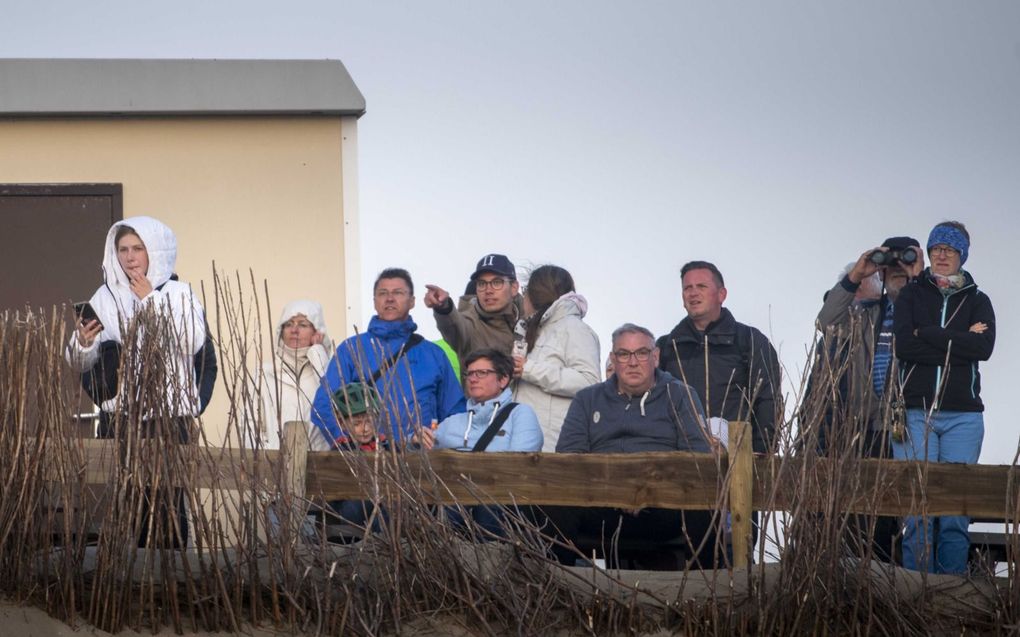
556, 370, 711, 454
813, 275, 898, 431
434, 294, 523, 368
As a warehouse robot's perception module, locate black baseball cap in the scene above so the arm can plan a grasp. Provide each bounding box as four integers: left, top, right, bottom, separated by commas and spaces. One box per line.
882, 236, 920, 250
470, 254, 516, 281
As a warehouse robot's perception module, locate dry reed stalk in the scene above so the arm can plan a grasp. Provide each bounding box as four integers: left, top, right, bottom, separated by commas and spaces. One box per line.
0, 279, 1016, 636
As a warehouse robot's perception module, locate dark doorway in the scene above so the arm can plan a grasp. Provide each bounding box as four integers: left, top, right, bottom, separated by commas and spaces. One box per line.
0, 184, 122, 314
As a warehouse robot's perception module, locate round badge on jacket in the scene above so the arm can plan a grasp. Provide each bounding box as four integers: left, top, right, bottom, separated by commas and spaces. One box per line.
593, 411, 600, 424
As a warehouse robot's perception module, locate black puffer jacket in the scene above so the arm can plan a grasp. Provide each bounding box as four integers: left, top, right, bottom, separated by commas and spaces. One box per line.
893, 269, 995, 412
656, 309, 782, 452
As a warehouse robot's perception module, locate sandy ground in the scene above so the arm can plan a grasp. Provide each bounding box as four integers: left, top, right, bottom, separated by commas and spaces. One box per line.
0, 601, 292, 637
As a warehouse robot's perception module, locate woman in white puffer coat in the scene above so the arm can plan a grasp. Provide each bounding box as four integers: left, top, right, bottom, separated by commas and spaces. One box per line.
66, 216, 206, 423
254, 300, 334, 451
512, 265, 601, 452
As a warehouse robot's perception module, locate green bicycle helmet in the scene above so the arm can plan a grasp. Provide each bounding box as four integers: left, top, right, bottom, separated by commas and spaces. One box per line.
331, 382, 381, 418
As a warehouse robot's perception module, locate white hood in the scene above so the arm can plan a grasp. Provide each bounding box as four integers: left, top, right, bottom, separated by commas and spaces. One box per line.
276, 299, 334, 352
98, 216, 178, 330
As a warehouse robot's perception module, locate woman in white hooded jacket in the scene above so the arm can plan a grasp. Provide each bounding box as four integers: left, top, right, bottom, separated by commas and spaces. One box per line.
66, 216, 206, 422
513, 265, 601, 452
254, 300, 334, 451
65, 216, 205, 548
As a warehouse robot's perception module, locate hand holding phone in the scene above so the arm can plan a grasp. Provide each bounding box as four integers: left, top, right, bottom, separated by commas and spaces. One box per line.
73, 302, 103, 348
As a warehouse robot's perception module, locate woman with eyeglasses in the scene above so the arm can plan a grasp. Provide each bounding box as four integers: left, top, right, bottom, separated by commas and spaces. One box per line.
252, 300, 335, 450
512, 265, 601, 452
412, 348, 540, 537
892, 220, 996, 575
414, 349, 542, 452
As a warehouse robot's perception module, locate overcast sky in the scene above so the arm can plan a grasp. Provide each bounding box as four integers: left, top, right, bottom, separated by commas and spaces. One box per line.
3, 1, 1018, 462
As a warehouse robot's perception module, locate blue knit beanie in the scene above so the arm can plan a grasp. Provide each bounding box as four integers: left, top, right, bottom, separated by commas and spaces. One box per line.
927, 224, 969, 266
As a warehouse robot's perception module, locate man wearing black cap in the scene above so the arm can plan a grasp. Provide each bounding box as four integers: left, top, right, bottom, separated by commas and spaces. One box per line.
424, 254, 524, 370
813, 236, 925, 562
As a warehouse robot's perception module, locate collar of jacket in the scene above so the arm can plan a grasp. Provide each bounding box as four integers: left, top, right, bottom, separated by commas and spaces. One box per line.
367, 316, 418, 342
670, 307, 738, 345
600, 369, 676, 404
465, 386, 513, 424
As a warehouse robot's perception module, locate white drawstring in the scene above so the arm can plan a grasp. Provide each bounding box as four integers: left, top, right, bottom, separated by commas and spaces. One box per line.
463, 410, 475, 448
639, 390, 650, 416
463, 401, 501, 448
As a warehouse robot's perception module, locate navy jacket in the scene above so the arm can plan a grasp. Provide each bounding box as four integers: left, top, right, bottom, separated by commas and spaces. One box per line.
556, 370, 711, 454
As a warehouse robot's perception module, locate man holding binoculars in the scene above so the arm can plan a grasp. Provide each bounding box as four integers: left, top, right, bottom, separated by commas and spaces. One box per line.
814, 235, 924, 562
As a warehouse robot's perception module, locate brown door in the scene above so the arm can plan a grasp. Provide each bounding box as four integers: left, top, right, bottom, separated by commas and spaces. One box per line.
1, 185, 122, 435
0, 184, 122, 314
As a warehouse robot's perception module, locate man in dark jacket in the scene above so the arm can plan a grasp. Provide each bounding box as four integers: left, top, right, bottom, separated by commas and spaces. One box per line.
423, 254, 523, 370
551, 323, 719, 569
656, 261, 781, 453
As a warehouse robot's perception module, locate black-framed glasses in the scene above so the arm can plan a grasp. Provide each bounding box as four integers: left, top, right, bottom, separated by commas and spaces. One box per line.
465, 368, 499, 379
929, 245, 959, 257
475, 278, 510, 291
612, 348, 653, 363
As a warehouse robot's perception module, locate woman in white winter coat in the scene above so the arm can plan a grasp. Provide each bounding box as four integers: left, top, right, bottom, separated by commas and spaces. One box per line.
65, 216, 205, 548
254, 300, 334, 451
512, 265, 601, 452
67, 216, 206, 426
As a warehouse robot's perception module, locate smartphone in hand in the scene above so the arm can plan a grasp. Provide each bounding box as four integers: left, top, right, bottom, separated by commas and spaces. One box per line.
73, 302, 103, 329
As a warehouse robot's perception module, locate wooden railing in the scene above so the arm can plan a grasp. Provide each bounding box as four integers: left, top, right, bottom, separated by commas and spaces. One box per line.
63, 421, 1020, 569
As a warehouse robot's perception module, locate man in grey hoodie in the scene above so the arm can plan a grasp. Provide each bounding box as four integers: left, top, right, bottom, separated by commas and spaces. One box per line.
551, 323, 719, 569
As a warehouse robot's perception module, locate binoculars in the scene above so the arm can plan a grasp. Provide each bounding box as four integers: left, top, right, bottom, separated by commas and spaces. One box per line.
869, 246, 919, 267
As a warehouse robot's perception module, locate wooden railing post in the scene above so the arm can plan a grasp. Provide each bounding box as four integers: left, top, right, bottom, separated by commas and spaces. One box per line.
728, 420, 753, 569
281, 421, 310, 533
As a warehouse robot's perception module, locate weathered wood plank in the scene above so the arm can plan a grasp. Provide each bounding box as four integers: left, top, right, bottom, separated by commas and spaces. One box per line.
46, 435, 1020, 520
305, 450, 729, 508
759, 457, 1020, 519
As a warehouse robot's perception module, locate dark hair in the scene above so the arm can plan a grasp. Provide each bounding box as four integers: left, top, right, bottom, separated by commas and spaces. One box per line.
935, 220, 970, 242
464, 348, 514, 384
114, 224, 141, 247
680, 260, 725, 288
374, 268, 414, 296
523, 265, 575, 352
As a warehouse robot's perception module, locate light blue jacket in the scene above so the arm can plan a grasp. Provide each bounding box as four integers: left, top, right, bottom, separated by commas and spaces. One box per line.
434, 386, 543, 452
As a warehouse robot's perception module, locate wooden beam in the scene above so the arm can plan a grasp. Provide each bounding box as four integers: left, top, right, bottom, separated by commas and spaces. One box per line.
43, 434, 1020, 520
304, 449, 727, 509
728, 421, 753, 568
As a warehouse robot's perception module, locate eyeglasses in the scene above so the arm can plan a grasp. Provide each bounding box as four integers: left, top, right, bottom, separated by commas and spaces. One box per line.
283, 320, 314, 330
612, 348, 654, 363
929, 245, 958, 257
464, 368, 499, 379
475, 278, 510, 291
375, 288, 410, 299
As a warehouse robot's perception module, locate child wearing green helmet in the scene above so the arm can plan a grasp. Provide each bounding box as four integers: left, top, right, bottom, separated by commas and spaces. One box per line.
331, 382, 387, 451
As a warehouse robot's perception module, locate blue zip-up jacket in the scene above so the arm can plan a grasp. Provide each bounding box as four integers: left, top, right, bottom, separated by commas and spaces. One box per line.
310, 316, 466, 444
893, 269, 995, 412
433, 386, 543, 452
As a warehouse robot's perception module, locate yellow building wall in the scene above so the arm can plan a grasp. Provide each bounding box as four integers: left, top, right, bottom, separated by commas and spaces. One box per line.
0, 116, 352, 442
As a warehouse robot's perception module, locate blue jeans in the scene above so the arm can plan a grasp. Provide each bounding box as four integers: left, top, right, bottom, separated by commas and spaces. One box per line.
892, 410, 983, 574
